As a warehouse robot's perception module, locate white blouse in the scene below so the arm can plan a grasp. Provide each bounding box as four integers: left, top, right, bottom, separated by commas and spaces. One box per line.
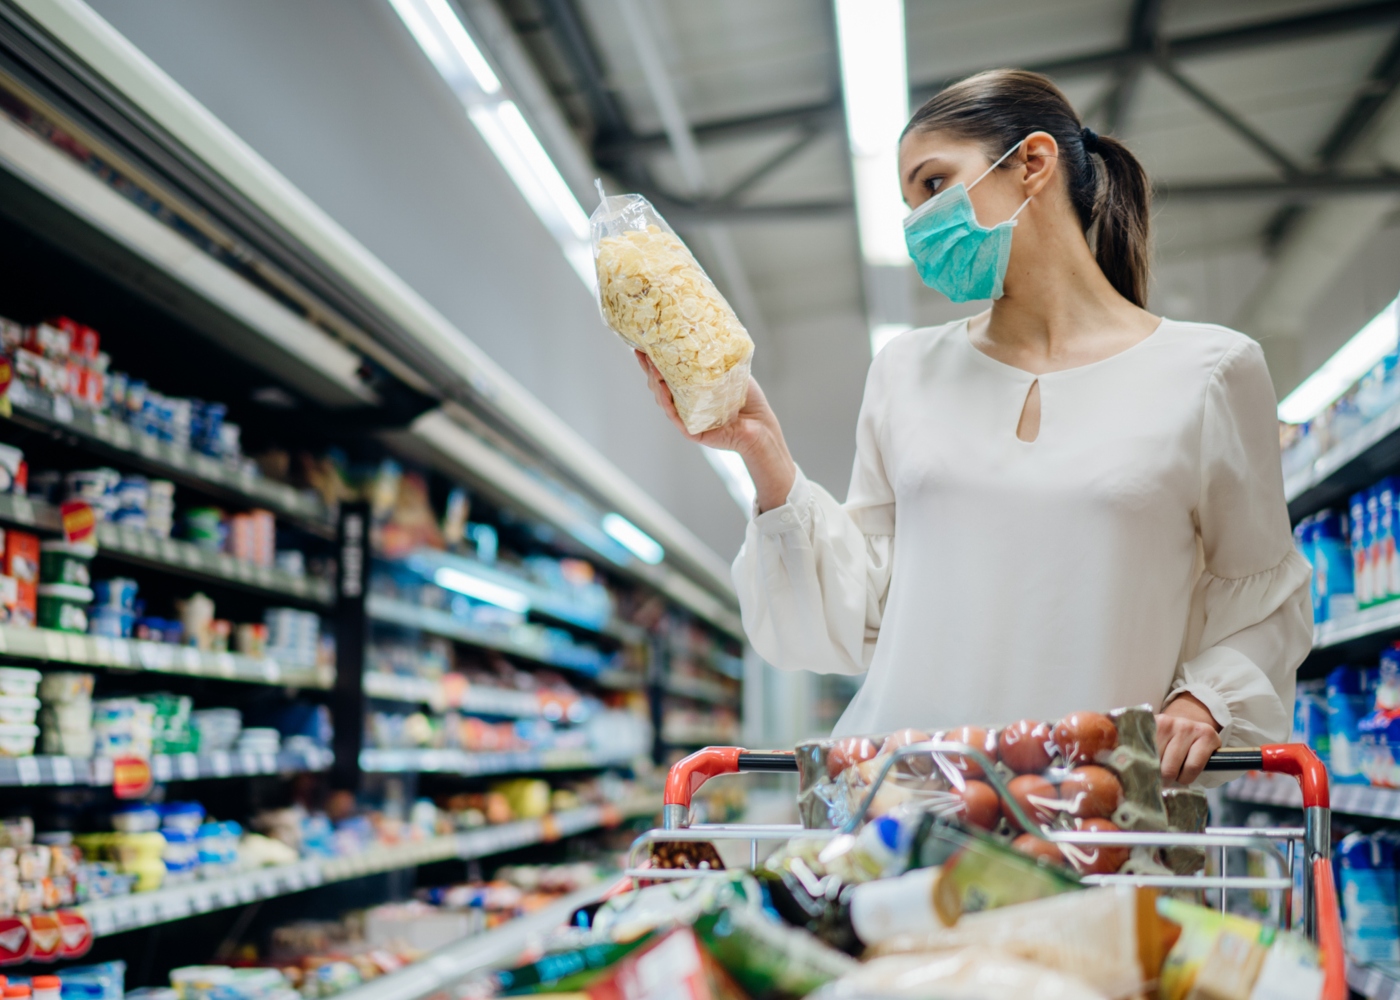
733, 318, 1313, 752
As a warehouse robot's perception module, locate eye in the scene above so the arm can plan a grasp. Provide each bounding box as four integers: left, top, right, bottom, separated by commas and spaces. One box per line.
922, 174, 945, 195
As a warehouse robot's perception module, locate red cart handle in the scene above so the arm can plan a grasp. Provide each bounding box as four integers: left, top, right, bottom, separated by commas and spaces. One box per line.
1207, 744, 1329, 808
662, 748, 795, 828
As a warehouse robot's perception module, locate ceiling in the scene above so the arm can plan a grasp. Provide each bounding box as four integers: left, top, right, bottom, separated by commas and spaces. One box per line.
494, 0, 1400, 398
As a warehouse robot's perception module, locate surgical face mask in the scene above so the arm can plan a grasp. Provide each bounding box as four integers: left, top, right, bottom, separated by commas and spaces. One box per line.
903, 138, 1032, 302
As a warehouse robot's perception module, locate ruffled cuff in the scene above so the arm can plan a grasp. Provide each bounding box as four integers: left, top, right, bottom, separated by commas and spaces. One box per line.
753, 466, 813, 535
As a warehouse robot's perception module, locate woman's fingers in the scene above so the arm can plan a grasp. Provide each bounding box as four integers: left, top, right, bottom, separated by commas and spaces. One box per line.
1158, 727, 1189, 785
1179, 729, 1222, 785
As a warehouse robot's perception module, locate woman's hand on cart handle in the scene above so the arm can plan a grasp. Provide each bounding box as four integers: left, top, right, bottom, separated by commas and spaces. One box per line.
635, 351, 796, 511
1157, 692, 1223, 785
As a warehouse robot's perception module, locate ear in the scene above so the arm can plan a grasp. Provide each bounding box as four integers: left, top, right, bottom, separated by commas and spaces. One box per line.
1019, 131, 1059, 199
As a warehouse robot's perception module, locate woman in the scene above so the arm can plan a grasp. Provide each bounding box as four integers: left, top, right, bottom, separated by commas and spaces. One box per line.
637, 70, 1312, 785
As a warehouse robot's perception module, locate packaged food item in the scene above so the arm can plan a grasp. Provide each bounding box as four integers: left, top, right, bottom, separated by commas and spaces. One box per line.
0, 668, 40, 698
38, 542, 95, 587
37, 584, 93, 633
1327, 666, 1376, 784
863, 885, 1167, 999
807, 949, 1107, 1000
591, 192, 754, 435
4, 531, 38, 583
1156, 898, 1274, 1000
1338, 831, 1400, 964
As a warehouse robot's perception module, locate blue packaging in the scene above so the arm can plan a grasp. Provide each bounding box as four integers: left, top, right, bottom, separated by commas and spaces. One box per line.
1338, 832, 1400, 963
1381, 477, 1400, 601
1293, 679, 1330, 759
58, 961, 126, 1000
1312, 509, 1356, 622
1328, 666, 1378, 784
1369, 487, 1388, 605
1351, 492, 1372, 607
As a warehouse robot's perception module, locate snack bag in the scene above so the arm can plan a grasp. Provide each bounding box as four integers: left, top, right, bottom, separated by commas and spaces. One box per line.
591, 189, 755, 434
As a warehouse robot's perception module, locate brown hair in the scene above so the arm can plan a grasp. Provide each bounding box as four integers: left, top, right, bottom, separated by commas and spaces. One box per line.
902, 69, 1152, 308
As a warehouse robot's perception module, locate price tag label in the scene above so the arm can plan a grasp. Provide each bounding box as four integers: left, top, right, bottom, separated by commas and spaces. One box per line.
43, 631, 68, 660
50, 757, 75, 785
16, 757, 40, 786
181, 647, 201, 674
51, 395, 73, 424
259, 752, 276, 773
137, 436, 159, 458
110, 639, 132, 668
8, 379, 27, 406
9, 496, 33, 525
210, 752, 231, 777
110, 424, 131, 449
181, 545, 200, 568
263, 660, 281, 684
216, 653, 235, 679
159, 539, 179, 563
240, 752, 257, 774
235, 561, 254, 582
152, 757, 172, 782
91, 412, 109, 439
139, 533, 158, 557
65, 634, 89, 663
178, 754, 199, 780
91, 758, 113, 784
254, 566, 273, 588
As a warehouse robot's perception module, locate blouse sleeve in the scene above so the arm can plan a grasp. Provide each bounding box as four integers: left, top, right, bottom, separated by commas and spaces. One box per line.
1171, 339, 1314, 757
730, 358, 896, 675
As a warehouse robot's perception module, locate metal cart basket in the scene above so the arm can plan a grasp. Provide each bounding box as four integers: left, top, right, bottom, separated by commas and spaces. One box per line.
625, 741, 1345, 1000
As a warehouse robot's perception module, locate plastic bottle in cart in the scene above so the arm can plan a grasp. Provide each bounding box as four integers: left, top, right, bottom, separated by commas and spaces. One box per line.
1351, 492, 1372, 608
30, 977, 59, 1000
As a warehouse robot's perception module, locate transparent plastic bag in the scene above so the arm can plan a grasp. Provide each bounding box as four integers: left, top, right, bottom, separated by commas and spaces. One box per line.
590, 189, 754, 435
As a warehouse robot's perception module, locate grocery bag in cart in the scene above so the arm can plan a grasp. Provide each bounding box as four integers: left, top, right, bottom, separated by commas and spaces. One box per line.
591, 188, 754, 435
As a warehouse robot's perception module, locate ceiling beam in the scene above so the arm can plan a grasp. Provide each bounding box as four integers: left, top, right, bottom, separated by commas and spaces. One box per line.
598, 0, 1400, 159
638, 172, 1400, 223
1101, 0, 1165, 134
534, 0, 630, 140
1151, 57, 1303, 177
712, 125, 823, 205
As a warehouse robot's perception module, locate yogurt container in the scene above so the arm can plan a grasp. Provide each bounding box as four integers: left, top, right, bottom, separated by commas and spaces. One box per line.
39, 542, 96, 587
0, 668, 40, 698
37, 584, 93, 633
0, 722, 39, 756
0, 695, 39, 725
38, 671, 93, 703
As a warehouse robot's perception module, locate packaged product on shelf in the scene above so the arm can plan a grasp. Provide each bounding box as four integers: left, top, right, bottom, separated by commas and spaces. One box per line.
265, 608, 321, 667
40, 671, 94, 757
1326, 666, 1376, 784
5, 530, 38, 628
1338, 831, 1400, 964
92, 698, 154, 759
36, 584, 91, 633
182, 507, 225, 552
0, 444, 25, 495
38, 542, 94, 588
89, 578, 138, 639
1294, 508, 1355, 623
591, 191, 754, 435
227, 509, 275, 567
191, 708, 242, 752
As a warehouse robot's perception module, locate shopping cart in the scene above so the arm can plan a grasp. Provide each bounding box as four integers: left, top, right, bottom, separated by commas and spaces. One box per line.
625, 741, 1345, 1000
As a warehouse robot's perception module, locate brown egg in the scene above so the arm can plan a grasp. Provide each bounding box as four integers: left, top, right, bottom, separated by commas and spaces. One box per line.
1004, 773, 1059, 830
943, 726, 994, 779
1068, 817, 1131, 875
825, 736, 879, 779
997, 719, 1055, 774
1052, 711, 1119, 765
879, 727, 932, 756
954, 779, 1001, 830
1058, 765, 1123, 819
1012, 833, 1067, 866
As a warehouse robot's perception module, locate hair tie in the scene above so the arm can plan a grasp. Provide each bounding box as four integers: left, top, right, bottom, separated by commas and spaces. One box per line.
1080, 127, 1101, 154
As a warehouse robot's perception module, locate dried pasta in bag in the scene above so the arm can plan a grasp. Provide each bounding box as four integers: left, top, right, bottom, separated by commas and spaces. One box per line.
591, 190, 754, 434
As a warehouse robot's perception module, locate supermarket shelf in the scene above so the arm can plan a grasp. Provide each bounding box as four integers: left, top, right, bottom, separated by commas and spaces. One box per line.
0, 623, 333, 688
1314, 602, 1400, 650
0, 746, 333, 787
5, 380, 333, 535
1226, 773, 1400, 820
367, 595, 609, 678
663, 675, 739, 707
95, 521, 334, 605
1350, 958, 1400, 1000
660, 727, 741, 748
363, 672, 543, 717
1285, 398, 1400, 518
81, 798, 659, 938
359, 746, 640, 776
0, 492, 61, 532
331, 882, 613, 1000
400, 549, 645, 645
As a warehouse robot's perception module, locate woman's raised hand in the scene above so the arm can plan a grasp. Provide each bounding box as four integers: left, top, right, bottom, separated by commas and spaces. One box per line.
635, 350, 797, 512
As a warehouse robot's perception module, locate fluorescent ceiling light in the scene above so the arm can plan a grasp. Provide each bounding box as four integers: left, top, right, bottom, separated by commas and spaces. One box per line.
1278, 298, 1399, 423
835, 0, 909, 268
434, 566, 531, 612
602, 512, 665, 565
870, 322, 912, 357
703, 448, 757, 511
389, 0, 593, 287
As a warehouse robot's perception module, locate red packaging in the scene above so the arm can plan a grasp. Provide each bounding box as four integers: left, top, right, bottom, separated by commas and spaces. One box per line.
13, 580, 36, 627
584, 927, 742, 1000
27, 912, 59, 962
0, 916, 31, 964
4, 530, 38, 582
55, 910, 91, 958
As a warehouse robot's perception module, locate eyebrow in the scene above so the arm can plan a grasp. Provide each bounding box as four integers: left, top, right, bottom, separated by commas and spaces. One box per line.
904, 156, 950, 185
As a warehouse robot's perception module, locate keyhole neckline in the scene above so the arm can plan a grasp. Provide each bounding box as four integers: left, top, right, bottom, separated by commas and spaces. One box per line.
1016, 379, 1041, 444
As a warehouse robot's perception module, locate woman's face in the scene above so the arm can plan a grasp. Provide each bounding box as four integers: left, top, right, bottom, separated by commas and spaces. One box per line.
897, 129, 1033, 226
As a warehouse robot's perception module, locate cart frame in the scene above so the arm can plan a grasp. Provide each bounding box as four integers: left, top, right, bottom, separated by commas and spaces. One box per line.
636, 741, 1344, 1000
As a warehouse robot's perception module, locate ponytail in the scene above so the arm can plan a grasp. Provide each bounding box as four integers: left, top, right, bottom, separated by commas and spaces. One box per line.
902, 69, 1153, 308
